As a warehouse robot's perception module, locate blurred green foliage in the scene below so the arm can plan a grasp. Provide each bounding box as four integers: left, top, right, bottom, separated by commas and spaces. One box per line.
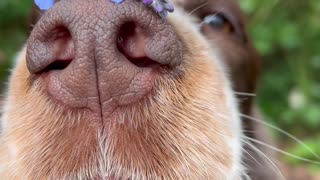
0, 0, 319, 171
0, 1, 33, 82
240, 0, 320, 171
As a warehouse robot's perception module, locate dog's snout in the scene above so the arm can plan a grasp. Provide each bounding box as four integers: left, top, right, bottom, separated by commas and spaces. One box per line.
26, 0, 181, 113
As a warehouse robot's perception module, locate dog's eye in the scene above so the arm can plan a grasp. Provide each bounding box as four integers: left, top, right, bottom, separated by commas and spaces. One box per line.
202, 13, 233, 33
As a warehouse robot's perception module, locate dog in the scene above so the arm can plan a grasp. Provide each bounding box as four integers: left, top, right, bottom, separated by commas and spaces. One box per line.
0, 0, 278, 179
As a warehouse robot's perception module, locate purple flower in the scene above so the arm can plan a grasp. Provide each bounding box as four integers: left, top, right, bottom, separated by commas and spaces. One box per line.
142, 0, 153, 6
154, 3, 164, 13
33, 0, 174, 19
150, 0, 175, 18
34, 0, 54, 10
164, 1, 174, 12
111, 0, 125, 4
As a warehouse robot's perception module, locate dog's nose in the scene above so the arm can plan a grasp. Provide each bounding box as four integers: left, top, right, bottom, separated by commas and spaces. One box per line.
26, 0, 181, 114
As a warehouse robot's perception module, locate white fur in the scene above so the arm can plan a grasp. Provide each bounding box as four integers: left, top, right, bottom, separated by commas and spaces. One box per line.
0, 47, 26, 132
170, 8, 244, 178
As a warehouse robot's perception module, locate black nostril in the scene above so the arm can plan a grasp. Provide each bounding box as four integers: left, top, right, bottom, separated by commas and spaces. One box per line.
117, 22, 159, 68
42, 26, 74, 72
41, 59, 72, 72
118, 21, 136, 43
27, 25, 75, 74
126, 57, 159, 68
51, 26, 71, 41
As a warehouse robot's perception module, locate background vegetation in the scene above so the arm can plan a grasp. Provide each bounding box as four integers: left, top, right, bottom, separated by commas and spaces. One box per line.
0, 0, 319, 173
240, 0, 320, 172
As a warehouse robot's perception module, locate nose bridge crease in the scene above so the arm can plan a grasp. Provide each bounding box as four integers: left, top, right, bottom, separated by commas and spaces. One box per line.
93, 45, 104, 122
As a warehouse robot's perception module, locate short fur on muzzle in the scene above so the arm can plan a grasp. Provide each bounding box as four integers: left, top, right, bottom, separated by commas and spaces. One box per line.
0, 0, 260, 179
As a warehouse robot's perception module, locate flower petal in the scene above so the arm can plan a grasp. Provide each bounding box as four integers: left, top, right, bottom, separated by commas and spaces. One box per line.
142, 0, 153, 6
111, 0, 125, 4
34, 0, 55, 10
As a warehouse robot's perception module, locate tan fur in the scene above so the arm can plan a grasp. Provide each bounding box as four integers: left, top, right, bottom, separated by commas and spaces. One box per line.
0, 4, 243, 180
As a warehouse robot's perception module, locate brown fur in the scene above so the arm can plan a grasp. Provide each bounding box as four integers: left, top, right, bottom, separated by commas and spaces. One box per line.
0, 13, 242, 178
0, 0, 278, 179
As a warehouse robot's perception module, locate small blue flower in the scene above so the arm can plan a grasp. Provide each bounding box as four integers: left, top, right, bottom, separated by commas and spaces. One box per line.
111, 0, 125, 4
34, 0, 55, 10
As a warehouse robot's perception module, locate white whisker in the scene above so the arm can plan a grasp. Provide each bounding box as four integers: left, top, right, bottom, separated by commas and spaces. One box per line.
244, 136, 320, 165
241, 139, 285, 180
217, 112, 283, 178
234, 92, 256, 97
241, 113, 320, 160
188, 1, 209, 16
241, 146, 262, 167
